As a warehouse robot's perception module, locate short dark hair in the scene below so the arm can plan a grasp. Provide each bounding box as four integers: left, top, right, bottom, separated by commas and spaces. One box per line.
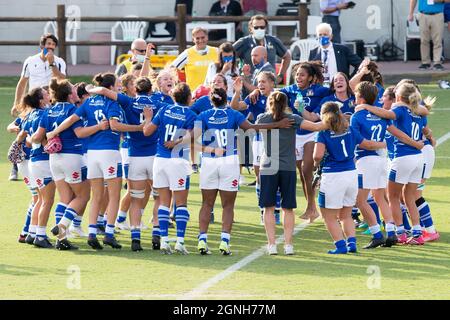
172, 83, 191, 106
135, 77, 152, 95
210, 87, 227, 107
355, 81, 378, 105
93, 72, 116, 89
49, 78, 72, 102
40, 33, 58, 47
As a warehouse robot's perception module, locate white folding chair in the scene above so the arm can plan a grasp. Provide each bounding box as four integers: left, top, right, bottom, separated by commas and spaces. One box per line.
111, 15, 148, 65
43, 20, 78, 65
146, 22, 173, 42
286, 39, 320, 85
404, 14, 420, 62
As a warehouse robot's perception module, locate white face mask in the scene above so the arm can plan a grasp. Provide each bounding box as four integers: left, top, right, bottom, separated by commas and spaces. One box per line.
136, 54, 146, 63
253, 29, 266, 40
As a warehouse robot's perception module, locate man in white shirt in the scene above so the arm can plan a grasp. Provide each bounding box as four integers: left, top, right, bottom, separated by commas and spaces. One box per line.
12, 33, 66, 117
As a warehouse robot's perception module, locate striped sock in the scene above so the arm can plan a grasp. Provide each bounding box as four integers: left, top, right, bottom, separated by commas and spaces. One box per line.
416, 197, 434, 230
105, 224, 115, 239
55, 203, 67, 225
158, 206, 171, 241
175, 206, 190, 243
368, 196, 381, 225
198, 232, 207, 242
60, 207, 77, 228
396, 224, 405, 235
385, 222, 396, 237
97, 215, 104, 229
22, 202, 34, 235
103, 214, 108, 227
73, 215, 82, 228
369, 224, 383, 239
221, 232, 230, 244
28, 224, 37, 238
88, 224, 97, 238
412, 224, 422, 237
401, 204, 411, 230
131, 227, 141, 241
116, 210, 127, 223
152, 225, 160, 237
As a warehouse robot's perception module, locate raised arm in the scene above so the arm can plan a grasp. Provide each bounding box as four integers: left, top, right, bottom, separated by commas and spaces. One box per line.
349, 58, 370, 92
141, 43, 155, 77
12, 77, 28, 117
230, 77, 250, 111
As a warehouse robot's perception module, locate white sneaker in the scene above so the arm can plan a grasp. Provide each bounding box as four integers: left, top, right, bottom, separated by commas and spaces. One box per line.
174, 242, 189, 255
115, 221, 130, 230
267, 244, 278, 255
160, 241, 173, 255
284, 244, 294, 255
68, 225, 87, 238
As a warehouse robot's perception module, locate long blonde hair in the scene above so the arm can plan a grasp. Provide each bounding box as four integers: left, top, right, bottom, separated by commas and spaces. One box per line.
320, 102, 348, 134
396, 79, 436, 111
267, 91, 289, 121
395, 83, 422, 114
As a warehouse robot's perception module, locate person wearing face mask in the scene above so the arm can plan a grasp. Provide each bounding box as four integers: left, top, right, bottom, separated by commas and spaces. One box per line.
171, 27, 219, 94
241, 46, 274, 95
308, 23, 362, 86
233, 15, 291, 85
115, 38, 154, 77
204, 42, 239, 98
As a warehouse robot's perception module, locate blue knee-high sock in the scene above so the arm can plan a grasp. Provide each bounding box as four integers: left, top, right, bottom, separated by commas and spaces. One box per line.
55, 203, 67, 225
175, 206, 190, 243
368, 196, 381, 225
158, 206, 170, 240
275, 189, 281, 210
105, 224, 115, 239
347, 237, 357, 252
116, 210, 127, 223
416, 197, 434, 228
73, 215, 82, 228
59, 207, 77, 228
401, 204, 411, 230
22, 202, 34, 235
152, 225, 160, 237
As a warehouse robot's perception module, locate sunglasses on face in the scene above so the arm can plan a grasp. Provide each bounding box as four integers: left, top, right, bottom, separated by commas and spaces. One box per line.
134, 48, 146, 54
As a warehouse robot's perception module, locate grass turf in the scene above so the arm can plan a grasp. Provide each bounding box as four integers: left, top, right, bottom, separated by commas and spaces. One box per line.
0, 82, 449, 299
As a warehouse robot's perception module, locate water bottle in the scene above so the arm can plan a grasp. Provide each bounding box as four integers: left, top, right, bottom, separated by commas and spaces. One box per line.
294, 92, 304, 113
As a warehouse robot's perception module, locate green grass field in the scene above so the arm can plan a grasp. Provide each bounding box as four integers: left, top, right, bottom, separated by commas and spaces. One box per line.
0, 78, 449, 300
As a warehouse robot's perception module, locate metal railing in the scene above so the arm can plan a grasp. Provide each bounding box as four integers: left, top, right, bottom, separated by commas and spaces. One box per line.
0, 4, 308, 61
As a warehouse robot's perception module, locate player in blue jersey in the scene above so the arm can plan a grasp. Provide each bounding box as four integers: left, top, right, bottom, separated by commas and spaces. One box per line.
314, 102, 386, 254
191, 73, 231, 115
47, 73, 144, 250
279, 61, 330, 222
16, 87, 56, 249
150, 69, 176, 109
8, 101, 40, 244
143, 83, 196, 255
87, 76, 161, 251
355, 83, 429, 245
29, 79, 89, 250
350, 82, 398, 249
319, 72, 355, 119
231, 71, 284, 225
394, 79, 440, 242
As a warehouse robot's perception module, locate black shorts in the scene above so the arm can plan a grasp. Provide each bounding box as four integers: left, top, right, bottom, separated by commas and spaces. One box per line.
259, 170, 297, 209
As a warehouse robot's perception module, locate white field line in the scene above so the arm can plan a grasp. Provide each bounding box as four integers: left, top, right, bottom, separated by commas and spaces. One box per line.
436, 132, 450, 147
179, 220, 312, 300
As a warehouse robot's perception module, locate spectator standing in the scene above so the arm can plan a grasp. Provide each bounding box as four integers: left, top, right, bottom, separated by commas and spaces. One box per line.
115, 38, 154, 77
241, 46, 275, 94
309, 23, 362, 86
233, 15, 291, 84
10, 33, 66, 181
320, 0, 353, 44
240, 0, 268, 35
208, 0, 243, 41
409, 0, 445, 70
171, 27, 219, 92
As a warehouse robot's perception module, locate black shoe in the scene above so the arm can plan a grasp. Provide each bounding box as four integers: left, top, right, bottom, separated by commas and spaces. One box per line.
103, 236, 122, 249
87, 236, 103, 250
363, 237, 385, 249
247, 180, 257, 186
97, 225, 105, 235
56, 238, 79, 251
18, 234, 27, 243
25, 234, 35, 245
33, 237, 54, 249
418, 63, 431, 70
433, 63, 444, 71
152, 235, 161, 250
131, 239, 143, 252
383, 234, 398, 247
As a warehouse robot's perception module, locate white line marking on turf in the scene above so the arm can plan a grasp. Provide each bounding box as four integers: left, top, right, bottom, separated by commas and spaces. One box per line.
436, 132, 450, 147
180, 220, 312, 300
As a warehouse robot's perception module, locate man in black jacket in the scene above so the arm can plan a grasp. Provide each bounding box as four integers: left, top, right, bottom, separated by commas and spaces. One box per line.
308, 23, 361, 86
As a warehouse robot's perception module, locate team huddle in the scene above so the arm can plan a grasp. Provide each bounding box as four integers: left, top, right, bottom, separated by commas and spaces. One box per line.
8, 36, 440, 257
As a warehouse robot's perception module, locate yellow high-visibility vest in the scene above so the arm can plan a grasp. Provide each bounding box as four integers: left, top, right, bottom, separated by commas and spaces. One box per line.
185, 46, 218, 91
